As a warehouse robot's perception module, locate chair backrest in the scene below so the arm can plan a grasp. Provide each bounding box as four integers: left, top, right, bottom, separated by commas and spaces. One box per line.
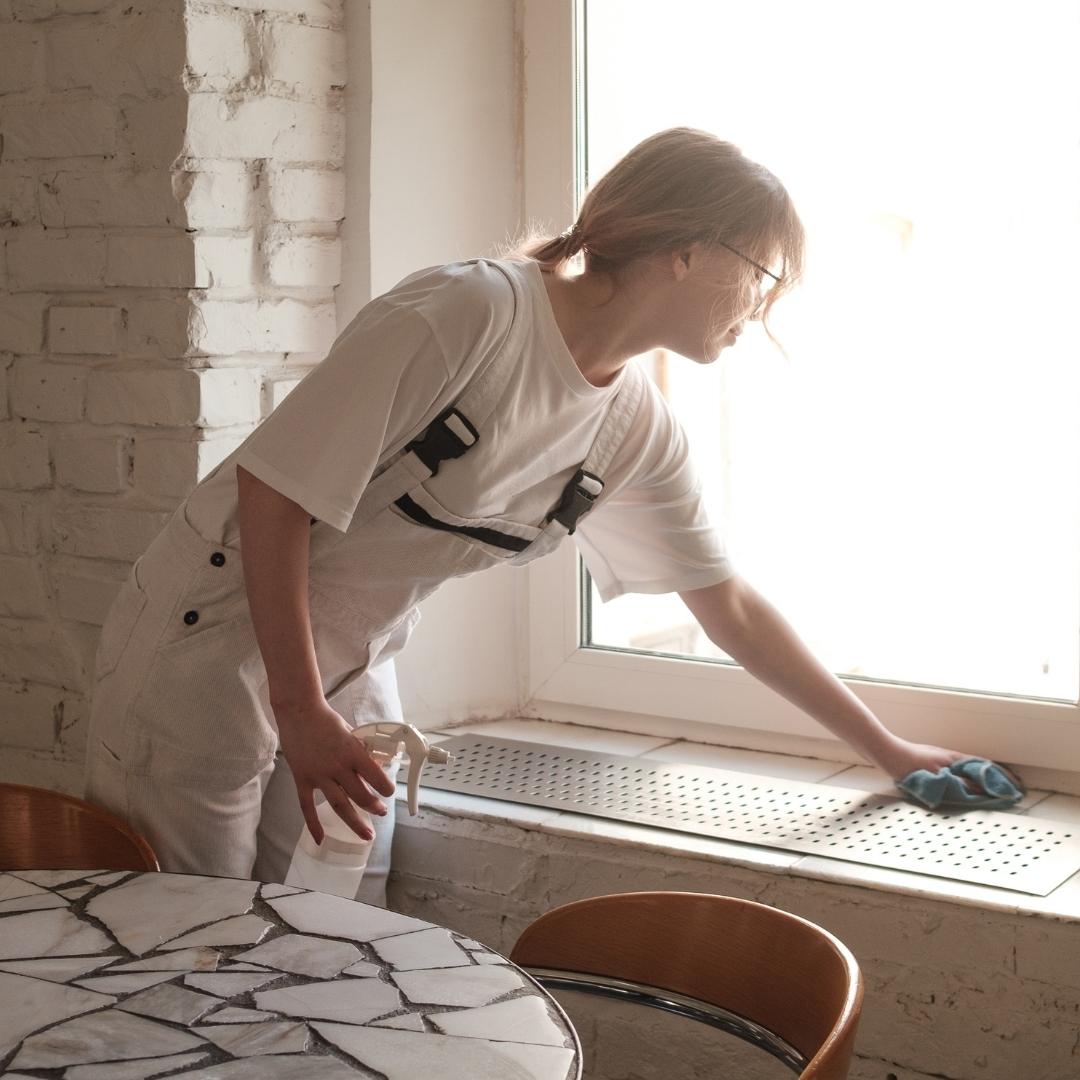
510, 891, 863, 1080
0, 783, 159, 872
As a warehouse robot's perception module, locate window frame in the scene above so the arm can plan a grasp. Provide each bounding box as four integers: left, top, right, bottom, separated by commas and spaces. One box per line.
519, 0, 1080, 774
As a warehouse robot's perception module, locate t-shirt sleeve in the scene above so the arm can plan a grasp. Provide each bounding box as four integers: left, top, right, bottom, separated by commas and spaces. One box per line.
574, 373, 735, 601
233, 299, 452, 533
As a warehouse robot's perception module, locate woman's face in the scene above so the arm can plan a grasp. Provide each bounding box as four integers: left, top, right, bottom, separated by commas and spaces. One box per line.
660, 244, 769, 363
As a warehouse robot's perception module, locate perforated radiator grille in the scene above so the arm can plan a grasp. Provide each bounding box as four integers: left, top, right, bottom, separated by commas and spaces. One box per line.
415, 735, 1080, 896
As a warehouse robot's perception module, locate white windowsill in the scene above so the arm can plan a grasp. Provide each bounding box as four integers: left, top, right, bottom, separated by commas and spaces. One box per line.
404, 716, 1080, 925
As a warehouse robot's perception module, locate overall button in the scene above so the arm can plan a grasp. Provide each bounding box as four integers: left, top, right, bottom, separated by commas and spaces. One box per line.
183, 610, 199, 626
210, 552, 226, 567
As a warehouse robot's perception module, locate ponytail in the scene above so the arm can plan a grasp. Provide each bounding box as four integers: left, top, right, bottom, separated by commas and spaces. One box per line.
522, 222, 586, 273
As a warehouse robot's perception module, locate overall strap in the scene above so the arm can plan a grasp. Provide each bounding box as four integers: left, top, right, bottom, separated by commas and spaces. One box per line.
546, 364, 646, 534
349, 262, 528, 528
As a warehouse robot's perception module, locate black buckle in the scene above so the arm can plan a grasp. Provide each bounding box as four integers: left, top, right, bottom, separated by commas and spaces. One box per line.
548, 468, 604, 534
407, 407, 478, 476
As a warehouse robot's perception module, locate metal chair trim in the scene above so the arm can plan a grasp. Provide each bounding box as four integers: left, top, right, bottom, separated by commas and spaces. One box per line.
525, 967, 806, 1074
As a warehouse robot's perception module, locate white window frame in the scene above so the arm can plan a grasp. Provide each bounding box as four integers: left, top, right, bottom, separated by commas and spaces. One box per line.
519, 0, 1080, 773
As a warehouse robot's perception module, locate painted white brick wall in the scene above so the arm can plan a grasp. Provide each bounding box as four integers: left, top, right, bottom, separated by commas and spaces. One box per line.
389, 805, 1080, 1080
0, 0, 349, 787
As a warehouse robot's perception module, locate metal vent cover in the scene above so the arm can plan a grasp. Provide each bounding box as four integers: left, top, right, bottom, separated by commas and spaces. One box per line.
415, 735, 1080, 896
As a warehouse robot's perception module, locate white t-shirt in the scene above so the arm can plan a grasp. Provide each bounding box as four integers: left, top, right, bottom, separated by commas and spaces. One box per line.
186, 258, 733, 602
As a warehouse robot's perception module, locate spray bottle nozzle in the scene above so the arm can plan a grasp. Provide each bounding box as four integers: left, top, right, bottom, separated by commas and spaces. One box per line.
351, 723, 454, 816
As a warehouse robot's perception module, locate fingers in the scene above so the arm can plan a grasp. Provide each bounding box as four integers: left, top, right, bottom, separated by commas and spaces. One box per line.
295, 781, 323, 845
336, 768, 388, 818
349, 744, 398, 799
321, 784, 375, 842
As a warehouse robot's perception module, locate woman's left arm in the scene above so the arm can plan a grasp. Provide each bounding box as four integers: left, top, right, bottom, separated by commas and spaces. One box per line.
679, 574, 972, 781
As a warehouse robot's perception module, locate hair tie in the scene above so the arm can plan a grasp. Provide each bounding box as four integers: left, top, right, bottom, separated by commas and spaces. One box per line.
561, 222, 583, 247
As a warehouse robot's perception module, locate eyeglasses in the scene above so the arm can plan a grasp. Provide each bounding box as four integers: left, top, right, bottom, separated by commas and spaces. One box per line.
717, 240, 782, 318
716, 240, 782, 284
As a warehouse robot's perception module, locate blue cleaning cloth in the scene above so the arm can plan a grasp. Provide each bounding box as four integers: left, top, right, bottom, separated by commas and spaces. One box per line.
896, 757, 1025, 810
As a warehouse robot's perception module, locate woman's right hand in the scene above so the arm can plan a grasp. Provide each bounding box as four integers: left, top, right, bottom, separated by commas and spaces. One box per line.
274, 698, 397, 844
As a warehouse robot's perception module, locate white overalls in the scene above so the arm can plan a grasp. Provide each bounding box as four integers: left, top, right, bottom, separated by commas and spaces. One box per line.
84, 271, 645, 906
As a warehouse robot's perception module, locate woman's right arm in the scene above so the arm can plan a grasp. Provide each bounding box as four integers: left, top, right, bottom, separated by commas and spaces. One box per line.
236, 465, 395, 843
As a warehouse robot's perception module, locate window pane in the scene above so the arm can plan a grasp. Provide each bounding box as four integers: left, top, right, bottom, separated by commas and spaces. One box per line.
584, 0, 1080, 701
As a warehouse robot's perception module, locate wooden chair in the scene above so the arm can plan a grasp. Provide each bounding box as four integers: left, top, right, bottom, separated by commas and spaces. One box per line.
0, 783, 159, 872
511, 891, 863, 1079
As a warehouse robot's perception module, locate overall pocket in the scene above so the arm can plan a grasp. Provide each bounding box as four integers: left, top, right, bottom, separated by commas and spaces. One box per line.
129, 613, 274, 788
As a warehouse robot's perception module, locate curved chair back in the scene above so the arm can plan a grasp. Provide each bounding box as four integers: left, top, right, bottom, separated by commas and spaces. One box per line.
511, 891, 862, 1080
0, 783, 159, 872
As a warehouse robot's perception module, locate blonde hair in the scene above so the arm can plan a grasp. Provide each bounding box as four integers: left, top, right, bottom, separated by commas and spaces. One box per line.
516, 128, 805, 339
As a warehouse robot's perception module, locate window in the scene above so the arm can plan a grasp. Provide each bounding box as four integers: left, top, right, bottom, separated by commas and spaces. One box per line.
523, 1, 1080, 771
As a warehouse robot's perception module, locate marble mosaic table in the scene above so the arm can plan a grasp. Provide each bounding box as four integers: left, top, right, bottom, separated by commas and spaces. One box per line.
0, 869, 581, 1080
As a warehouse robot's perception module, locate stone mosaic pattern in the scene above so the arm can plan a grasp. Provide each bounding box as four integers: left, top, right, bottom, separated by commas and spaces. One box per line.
0, 870, 579, 1079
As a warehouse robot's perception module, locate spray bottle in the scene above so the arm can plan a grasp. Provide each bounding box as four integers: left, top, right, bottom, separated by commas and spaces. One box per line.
284, 722, 453, 897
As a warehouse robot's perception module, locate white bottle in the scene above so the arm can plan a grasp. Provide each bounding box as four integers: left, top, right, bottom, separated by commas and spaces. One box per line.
284, 723, 452, 898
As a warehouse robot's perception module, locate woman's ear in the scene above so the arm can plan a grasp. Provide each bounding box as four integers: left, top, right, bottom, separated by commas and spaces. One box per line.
671, 247, 694, 282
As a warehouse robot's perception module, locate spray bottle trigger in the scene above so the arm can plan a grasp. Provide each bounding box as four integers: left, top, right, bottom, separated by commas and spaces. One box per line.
352, 723, 454, 817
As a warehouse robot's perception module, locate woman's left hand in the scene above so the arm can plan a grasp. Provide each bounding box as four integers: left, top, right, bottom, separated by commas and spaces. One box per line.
872, 737, 972, 782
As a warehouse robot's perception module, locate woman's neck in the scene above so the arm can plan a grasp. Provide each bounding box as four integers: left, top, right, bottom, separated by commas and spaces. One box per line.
539, 265, 663, 388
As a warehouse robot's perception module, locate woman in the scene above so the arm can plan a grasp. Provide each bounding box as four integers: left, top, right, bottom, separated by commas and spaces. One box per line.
84, 128, 1002, 906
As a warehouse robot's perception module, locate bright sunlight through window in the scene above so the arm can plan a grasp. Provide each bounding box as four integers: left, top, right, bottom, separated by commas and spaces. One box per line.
585, 0, 1080, 702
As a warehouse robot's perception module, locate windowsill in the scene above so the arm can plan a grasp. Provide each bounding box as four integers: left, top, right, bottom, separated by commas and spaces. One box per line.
406, 716, 1080, 925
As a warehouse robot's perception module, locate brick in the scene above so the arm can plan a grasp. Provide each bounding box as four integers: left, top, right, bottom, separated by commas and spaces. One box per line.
266, 234, 341, 288
1, 100, 117, 159
134, 432, 246, 497
54, 560, 127, 625
0, 553, 50, 618
12, 359, 86, 421
0, 176, 39, 228
51, 505, 170, 561
87, 368, 199, 425
0, 496, 42, 553
40, 168, 182, 229
0, 22, 44, 93
0, 680, 63, 750
0, 357, 8, 420
0, 750, 85, 792
118, 95, 189, 169
197, 368, 260, 427
185, 8, 252, 87
86, 366, 259, 427
6, 229, 107, 290
105, 234, 198, 288
0, 424, 50, 489
193, 298, 337, 355
0, 293, 47, 353
44, 9, 183, 97
267, 167, 345, 223
266, 375, 301, 413
49, 306, 121, 355
0, 618, 83, 689
176, 163, 255, 229
132, 435, 199, 498
194, 233, 256, 289
185, 96, 344, 163
265, 21, 346, 96
124, 297, 195, 359
54, 435, 129, 493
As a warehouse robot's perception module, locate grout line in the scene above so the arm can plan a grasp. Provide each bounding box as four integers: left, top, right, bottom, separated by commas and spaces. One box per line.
818, 763, 862, 783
